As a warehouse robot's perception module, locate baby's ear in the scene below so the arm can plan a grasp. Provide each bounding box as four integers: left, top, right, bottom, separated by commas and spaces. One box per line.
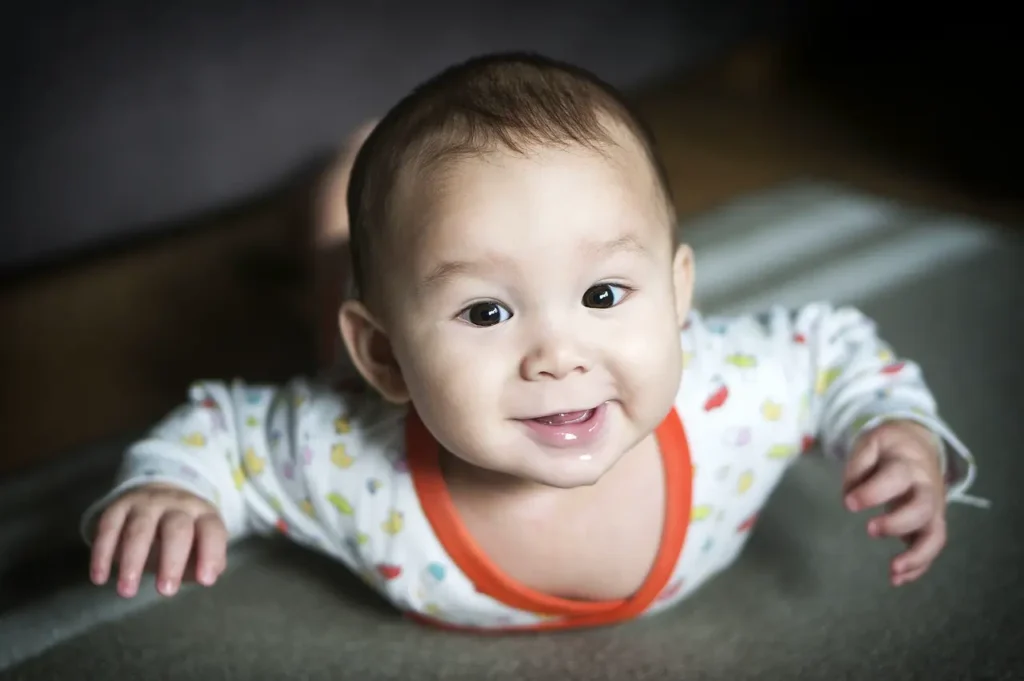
338, 301, 410, 404
671, 243, 696, 327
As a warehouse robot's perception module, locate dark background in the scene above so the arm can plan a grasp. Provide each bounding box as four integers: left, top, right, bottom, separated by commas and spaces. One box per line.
6, 0, 1017, 276
1, 0, 802, 272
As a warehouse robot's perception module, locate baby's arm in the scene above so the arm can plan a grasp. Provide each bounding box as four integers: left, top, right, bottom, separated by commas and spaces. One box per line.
80, 380, 338, 595
772, 303, 978, 503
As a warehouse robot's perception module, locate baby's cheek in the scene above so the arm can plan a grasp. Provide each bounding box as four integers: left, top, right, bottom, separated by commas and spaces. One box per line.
407, 346, 500, 414
407, 359, 463, 409
620, 331, 680, 405
407, 369, 507, 467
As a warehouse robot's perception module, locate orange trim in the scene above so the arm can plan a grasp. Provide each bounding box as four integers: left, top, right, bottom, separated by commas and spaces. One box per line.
407, 407, 692, 631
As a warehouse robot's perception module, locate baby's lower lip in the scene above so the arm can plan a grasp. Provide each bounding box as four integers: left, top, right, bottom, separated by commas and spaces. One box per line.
518, 403, 607, 449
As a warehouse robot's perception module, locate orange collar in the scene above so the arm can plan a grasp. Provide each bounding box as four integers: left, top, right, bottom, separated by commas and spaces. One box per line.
407, 408, 693, 631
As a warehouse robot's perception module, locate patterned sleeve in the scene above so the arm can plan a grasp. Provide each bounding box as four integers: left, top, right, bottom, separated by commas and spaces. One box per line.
79, 380, 341, 550
767, 303, 982, 506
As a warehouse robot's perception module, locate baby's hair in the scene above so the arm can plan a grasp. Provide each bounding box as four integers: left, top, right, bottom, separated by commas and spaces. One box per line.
345, 51, 675, 306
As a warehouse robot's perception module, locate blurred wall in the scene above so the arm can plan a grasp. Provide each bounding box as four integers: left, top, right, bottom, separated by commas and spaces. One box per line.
2, 0, 810, 271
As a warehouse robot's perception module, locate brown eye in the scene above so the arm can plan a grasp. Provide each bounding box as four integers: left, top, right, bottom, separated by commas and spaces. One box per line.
459, 301, 512, 327
582, 284, 627, 309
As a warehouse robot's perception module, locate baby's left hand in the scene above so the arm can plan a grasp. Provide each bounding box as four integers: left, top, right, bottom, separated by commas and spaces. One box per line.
841, 420, 947, 587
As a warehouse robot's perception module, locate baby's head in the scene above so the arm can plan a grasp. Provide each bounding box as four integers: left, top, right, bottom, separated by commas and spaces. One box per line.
339, 53, 695, 489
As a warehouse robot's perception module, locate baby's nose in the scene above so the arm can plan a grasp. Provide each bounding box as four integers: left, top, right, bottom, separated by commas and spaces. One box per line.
520, 335, 590, 381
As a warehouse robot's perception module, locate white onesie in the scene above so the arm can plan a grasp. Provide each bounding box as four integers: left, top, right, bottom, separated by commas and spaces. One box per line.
80, 302, 980, 632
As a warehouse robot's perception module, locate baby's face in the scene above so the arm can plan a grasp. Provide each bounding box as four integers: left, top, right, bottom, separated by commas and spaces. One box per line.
383, 132, 692, 488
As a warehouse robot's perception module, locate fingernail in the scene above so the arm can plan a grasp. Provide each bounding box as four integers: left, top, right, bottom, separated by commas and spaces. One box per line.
867, 521, 879, 536
845, 496, 859, 512
91, 569, 106, 585
159, 579, 177, 596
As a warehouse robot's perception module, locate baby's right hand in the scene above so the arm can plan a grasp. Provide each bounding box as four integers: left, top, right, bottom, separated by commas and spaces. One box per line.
89, 483, 228, 598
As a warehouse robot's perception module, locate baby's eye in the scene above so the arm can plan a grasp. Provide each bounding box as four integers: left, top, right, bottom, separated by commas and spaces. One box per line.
459, 301, 512, 327
582, 283, 629, 309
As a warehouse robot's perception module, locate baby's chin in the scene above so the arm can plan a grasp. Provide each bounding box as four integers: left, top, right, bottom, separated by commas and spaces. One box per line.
481, 452, 619, 490
526, 469, 607, 490
436, 422, 640, 490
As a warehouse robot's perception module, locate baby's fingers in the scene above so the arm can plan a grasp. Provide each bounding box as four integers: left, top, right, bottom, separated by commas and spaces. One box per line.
90, 505, 130, 585
892, 564, 926, 586
892, 517, 947, 585
193, 513, 229, 586
155, 511, 196, 596
868, 488, 935, 538
845, 459, 912, 511
842, 438, 880, 496
116, 509, 159, 597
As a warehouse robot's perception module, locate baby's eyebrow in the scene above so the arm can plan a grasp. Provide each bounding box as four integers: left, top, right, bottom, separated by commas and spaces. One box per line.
589, 233, 648, 257
419, 233, 647, 290
419, 255, 510, 290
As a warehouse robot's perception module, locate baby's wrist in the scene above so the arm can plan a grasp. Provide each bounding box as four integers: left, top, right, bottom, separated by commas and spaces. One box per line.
871, 419, 948, 474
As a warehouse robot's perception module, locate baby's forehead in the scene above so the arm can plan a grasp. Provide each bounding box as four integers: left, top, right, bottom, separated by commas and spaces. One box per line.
366, 131, 672, 305
402, 133, 661, 216
402, 155, 664, 260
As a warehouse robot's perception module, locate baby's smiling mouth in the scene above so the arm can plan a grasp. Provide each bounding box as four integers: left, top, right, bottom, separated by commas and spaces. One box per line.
528, 409, 596, 426
517, 403, 609, 448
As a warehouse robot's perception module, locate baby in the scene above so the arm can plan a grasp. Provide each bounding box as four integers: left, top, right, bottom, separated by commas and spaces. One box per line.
82, 52, 982, 632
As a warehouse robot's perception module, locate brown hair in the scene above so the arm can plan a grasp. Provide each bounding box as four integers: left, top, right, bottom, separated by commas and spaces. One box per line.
345, 51, 674, 305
